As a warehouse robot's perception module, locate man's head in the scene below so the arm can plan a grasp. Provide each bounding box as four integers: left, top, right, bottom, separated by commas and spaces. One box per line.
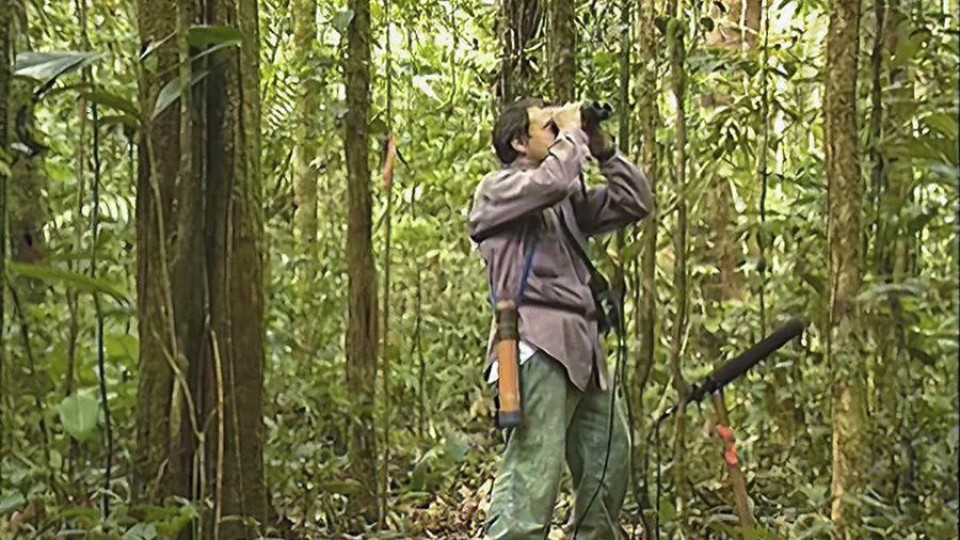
492, 98, 559, 164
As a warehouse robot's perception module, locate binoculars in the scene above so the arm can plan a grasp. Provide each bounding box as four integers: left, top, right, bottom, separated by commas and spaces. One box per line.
581, 100, 613, 127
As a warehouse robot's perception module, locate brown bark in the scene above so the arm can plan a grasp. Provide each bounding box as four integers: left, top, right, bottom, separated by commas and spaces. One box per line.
1, 0, 10, 461
293, 0, 319, 251
135, 0, 267, 535
549, 0, 575, 102
702, 0, 763, 304
8, 0, 46, 302
134, 0, 184, 503
204, 0, 268, 535
500, 0, 543, 104
344, 0, 380, 523
824, 0, 864, 533
634, 0, 659, 443
667, 12, 690, 525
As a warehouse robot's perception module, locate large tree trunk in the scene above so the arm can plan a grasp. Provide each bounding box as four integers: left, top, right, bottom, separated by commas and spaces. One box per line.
824, 0, 864, 533
500, 0, 542, 104
343, 0, 379, 524
203, 0, 268, 535
134, 0, 188, 504
135, 0, 267, 535
549, 0, 575, 102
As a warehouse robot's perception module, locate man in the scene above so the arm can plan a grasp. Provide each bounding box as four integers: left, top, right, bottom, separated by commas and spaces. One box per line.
468, 98, 655, 539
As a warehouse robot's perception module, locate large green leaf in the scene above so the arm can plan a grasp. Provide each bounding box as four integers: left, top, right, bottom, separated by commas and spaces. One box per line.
82, 89, 140, 117
14, 51, 102, 88
153, 70, 209, 120
59, 394, 100, 442
187, 25, 243, 47
332, 9, 355, 34
124, 524, 158, 540
7, 261, 130, 303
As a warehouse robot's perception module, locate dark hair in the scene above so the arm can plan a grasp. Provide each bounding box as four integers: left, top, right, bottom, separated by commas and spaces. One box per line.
492, 98, 545, 164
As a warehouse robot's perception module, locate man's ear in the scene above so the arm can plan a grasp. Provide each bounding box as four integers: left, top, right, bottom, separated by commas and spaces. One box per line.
511, 138, 527, 156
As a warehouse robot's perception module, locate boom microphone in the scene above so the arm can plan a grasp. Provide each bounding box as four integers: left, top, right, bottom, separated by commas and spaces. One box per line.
687, 318, 806, 404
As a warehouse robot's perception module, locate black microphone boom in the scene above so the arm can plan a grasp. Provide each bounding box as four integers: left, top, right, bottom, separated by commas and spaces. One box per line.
686, 318, 806, 404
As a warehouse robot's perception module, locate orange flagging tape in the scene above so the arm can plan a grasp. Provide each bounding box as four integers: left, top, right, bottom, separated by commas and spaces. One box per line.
715, 424, 739, 467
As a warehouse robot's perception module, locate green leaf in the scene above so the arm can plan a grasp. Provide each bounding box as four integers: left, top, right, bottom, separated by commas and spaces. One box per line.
187, 25, 243, 47
924, 112, 958, 140
7, 261, 130, 303
0, 494, 26, 514
658, 499, 677, 522
319, 479, 361, 494
105, 334, 139, 361
141, 33, 175, 60
14, 51, 102, 87
333, 9, 355, 34
83, 90, 139, 117
413, 75, 440, 101
124, 524, 158, 540
99, 113, 140, 130
59, 394, 100, 442
189, 40, 242, 65
153, 70, 209, 120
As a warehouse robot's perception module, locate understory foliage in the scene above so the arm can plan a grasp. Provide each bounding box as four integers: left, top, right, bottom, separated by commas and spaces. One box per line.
1, 0, 957, 537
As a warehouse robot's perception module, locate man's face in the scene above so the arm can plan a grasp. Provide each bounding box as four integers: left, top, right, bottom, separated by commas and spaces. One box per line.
514, 105, 558, 163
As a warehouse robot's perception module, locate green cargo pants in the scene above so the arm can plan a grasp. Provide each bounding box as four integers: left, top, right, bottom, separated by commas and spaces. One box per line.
484, 351, 630, 540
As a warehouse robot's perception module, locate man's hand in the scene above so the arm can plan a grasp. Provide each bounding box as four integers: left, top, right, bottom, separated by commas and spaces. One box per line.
585, 127, 616, 162
551, 102, 582, 132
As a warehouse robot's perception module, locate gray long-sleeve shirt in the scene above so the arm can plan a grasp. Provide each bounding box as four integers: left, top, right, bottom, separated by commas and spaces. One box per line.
468, 127, 654, 391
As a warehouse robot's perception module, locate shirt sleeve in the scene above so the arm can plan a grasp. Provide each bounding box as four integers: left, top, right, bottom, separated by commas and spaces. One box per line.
469, 129, 590, 242
571, 152, 654, 236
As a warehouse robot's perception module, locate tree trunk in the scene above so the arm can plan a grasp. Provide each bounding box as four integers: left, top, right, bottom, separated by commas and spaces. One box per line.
549, 0, 575, 102
824, 0, 864, 533
344, 0, 380, 523
500, 0, 542, 104
1, 0, 10, 462
134, 0, 187, 504
634, 0, 659, 425
702, 0, 762, 304
667, 11, 690, 528
8, 0, 46, 302
203, 0, 268, 535
293, 0, 319, 252
135, 0, 267, 535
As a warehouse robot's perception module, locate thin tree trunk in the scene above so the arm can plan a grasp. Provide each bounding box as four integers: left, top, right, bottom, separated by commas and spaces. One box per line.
293, 0, 319, 251
635, 0, 660, 533
824, 0, 864, 533
8, 0, 46, 302
667, 10, 690, 529
549, 0, 575, 102
635, 0, 659, 425
0, 0, 10, 466
344, 0, 380, 523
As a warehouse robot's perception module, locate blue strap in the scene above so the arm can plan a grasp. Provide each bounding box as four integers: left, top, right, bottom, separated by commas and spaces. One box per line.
489, 236, 540, 306
516, 237, 539, 302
